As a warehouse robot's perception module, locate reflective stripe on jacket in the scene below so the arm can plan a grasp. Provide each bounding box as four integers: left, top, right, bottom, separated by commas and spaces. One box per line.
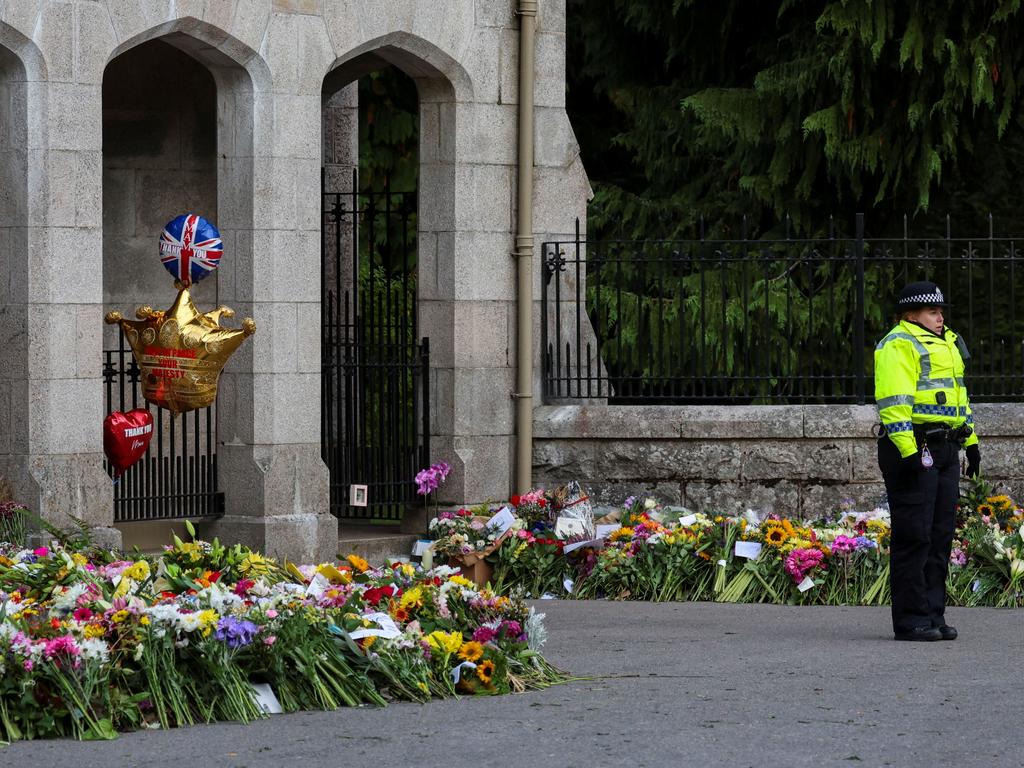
874, 320, 979, 458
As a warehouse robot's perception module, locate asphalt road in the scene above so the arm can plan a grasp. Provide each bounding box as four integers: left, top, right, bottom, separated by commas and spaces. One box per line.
3, 601, 1022, 768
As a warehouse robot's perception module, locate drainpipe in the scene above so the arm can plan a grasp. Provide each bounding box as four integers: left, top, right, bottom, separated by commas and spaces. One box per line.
513, 0, 538, 493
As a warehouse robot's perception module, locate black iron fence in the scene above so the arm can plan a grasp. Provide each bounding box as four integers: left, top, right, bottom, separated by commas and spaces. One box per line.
103, 334, 223, 523
542, 215, 1024, 404
322, 170, 430, 521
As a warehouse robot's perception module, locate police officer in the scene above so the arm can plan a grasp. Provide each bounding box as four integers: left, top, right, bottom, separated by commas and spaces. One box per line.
875, 281, 980, 642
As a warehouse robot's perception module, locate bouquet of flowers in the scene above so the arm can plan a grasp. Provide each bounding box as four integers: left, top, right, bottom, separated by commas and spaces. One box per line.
0, 526, 565, 742
427, 507, 509, 560
508, 489, 551, 530
490, 530, 568, 597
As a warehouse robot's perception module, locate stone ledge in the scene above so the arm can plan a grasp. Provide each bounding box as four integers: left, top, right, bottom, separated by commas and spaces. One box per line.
535, 402, 1024, 440
533, 404, 804, 439
337, 530, 420, 562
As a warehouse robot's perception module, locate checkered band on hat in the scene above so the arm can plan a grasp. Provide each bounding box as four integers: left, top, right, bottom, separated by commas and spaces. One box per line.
899, 289, 944, 306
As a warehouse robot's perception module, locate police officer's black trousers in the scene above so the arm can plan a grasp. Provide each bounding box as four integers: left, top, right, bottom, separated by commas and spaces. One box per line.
877, 437, 960, 634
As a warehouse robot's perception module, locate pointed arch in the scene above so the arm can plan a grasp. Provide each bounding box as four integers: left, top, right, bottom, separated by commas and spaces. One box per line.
323, 31, 473, 104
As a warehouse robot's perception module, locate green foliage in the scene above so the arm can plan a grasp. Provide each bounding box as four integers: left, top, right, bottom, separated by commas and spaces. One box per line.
568, 0, 1024, 239
359, 67, 419, 195
569, 232, 1023, 403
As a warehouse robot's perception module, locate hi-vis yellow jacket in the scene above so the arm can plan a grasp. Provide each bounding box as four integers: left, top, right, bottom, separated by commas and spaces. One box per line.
874, 320, 979, 458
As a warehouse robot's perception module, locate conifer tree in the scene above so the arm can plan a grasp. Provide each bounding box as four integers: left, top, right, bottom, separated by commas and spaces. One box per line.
568, 0, 1024, 238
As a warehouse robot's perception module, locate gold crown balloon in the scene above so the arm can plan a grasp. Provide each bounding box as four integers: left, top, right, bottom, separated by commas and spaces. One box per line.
106, 287, 255, 413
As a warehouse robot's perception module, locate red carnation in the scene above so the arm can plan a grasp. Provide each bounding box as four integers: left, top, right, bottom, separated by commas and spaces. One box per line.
363, 586, 393, 606
510, 495, 521, 507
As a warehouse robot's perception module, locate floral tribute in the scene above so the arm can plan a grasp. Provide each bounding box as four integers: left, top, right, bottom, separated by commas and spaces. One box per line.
471, 479, 1024, 608
0, 522, 563, 742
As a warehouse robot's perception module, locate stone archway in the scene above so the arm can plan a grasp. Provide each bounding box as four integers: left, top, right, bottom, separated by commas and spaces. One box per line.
322, 33, 522, 514
99, 24, 260, 546
322, 38, 472, 525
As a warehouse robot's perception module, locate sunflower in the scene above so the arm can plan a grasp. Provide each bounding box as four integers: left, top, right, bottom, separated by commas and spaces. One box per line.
977, 504, 994, 516
609, 527, 634, 542
987, 495, 1013, 510
476, 659, 496, 684
764, 526, 788, 546
458, 641, 484, 662
346, 554, 370, 573
389, 604, 410, 622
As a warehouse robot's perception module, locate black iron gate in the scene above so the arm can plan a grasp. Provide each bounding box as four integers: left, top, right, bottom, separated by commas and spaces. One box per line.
103, 333, 223, 522
321, 169, 429, 521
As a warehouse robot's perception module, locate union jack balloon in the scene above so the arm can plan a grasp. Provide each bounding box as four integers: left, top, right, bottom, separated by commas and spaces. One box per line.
159, 213, 223, 286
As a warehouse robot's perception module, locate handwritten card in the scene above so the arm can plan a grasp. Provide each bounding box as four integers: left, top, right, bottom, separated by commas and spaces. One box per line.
487, 506, 516, 535
797, 576, 815, 592
305, 572, 329, 599
679, 514, 698, 526
349, 611, 402, 640
563, 578, 575, 594
734, 541, 763, 559
595, 524, 619, 538
555, 517, 587, 538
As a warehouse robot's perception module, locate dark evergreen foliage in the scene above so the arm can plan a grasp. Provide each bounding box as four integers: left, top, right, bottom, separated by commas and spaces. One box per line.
567, 0, 1024, 239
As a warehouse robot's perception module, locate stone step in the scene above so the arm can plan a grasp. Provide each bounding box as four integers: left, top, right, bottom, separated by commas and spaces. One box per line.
337, 526, 422, 563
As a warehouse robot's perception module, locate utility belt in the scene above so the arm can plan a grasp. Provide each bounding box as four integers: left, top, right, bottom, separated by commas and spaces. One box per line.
912, 423, 973, 447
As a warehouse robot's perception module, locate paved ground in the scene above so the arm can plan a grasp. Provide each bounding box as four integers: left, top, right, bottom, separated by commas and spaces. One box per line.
3, 602, 1022, 768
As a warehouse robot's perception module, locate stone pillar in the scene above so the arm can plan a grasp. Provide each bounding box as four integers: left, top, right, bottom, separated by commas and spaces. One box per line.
0, 31, 119, 547
321, 82, 359, 310
417, 83, 517, 509
205, 12, 339, 562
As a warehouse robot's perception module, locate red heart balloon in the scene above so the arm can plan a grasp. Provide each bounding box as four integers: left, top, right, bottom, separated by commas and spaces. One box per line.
103, 409, 154, 478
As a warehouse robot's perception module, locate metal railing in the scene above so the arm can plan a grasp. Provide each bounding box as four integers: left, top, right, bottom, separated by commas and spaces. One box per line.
542, 215, 1024, 404
321, 169, 430, 521
103, 334, 223, 522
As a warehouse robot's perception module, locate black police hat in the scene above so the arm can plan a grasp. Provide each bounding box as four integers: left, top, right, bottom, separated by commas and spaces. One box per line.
897, 280, 951, 311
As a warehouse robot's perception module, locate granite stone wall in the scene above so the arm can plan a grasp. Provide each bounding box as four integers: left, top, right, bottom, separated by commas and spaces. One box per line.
0, 0, 591, 559
533, 404, 1024, 515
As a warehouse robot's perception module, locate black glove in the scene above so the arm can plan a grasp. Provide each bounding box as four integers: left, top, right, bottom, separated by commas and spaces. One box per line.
964, 444, 981, 478
900, 452, 922, 475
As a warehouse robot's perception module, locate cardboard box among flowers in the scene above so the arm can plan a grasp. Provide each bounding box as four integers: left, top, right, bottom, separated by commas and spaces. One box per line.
0, 521, 565, 742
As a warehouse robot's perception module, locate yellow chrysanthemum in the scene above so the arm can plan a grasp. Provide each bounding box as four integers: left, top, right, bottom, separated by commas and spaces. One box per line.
458, 641, 484, 662
449, 575, 475, 588
71, 553, 88, 567
426, 630, 463, 656
84, 624, 105, 639
346, 554, 370, 573
124, 561, 151, 581
400, 586, 424, 610
198, 609, 219, 637
110, 609, 130, 624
